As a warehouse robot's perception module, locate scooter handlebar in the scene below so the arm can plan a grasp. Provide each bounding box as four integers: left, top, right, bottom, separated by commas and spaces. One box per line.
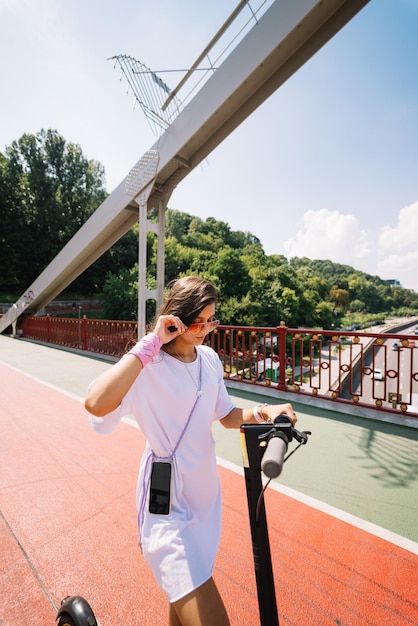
260, 433, 288, 479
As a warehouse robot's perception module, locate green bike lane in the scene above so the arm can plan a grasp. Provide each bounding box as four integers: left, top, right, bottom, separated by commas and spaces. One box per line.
213, 386, 418, 547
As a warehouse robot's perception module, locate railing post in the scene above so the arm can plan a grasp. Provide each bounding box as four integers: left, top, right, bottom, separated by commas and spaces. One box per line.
277, 321, 287, 391
47, 314, 51, 344
82, 315, 88, 351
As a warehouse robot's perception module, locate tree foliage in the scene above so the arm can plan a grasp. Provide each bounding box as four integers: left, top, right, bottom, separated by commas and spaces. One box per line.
2, 130, 418, 328
101, 208, 418, 326
0, 129, 138, 294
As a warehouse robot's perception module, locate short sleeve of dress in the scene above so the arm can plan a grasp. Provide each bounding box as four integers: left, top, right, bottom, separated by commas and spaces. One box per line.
88, 408, 122, 434
205, 347, 234, 421
87, 368, 135, 435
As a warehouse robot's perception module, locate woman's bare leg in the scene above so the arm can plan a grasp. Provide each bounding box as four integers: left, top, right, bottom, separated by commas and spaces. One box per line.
169, 604, 183, 626
169, 577, 230, 626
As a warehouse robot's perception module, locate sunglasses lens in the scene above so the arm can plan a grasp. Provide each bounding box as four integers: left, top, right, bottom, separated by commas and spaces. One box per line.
188, 320, 219, 333
188, 323, 202, 333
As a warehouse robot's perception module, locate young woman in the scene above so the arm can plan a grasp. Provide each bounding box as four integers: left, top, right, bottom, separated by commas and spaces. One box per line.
85, 276, 297, 626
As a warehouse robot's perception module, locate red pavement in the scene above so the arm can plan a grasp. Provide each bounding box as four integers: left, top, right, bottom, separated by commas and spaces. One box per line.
0, 363, 417, 625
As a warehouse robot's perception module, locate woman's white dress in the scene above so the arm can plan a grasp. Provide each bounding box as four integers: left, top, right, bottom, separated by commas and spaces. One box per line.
89, 344, 234, 602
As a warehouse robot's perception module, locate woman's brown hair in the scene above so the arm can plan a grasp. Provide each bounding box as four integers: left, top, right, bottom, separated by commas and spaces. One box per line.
154, 276, 218, 328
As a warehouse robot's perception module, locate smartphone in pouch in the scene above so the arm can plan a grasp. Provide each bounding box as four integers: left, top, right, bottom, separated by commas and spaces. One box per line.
149, 461, 172, 515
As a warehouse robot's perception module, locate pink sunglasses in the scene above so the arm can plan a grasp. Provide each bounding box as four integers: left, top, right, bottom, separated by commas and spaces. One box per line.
187, 320, 220, 334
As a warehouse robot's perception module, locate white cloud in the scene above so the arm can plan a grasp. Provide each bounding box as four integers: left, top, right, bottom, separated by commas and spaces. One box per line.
377, 249, 418, 291
378, 201, 418, 251
377, 201, 418, 291
283, 208, 371, 263
281, 204, 418, 293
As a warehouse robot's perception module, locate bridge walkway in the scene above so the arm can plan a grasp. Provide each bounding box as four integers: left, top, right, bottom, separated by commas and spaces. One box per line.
0, 336, 417, 624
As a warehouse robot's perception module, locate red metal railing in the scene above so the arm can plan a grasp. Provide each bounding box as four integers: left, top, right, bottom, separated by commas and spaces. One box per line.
21, 315, 418, 418
22, 315, 138, 358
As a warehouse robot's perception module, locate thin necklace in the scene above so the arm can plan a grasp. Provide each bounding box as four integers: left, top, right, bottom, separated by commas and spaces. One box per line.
172, 346, 202, 398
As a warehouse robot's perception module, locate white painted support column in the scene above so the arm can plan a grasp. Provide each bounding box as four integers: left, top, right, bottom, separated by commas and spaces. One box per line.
125, 150, 161, 339
155, 201, 165, 314
137, 200, 165, 338
137, 200, 148, 339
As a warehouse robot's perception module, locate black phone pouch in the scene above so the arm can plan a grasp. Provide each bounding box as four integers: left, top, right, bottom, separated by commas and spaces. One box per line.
149, 461, 172, 515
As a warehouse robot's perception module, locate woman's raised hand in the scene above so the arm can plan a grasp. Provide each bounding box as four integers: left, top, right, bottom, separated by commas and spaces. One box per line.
153, 315, 188, 343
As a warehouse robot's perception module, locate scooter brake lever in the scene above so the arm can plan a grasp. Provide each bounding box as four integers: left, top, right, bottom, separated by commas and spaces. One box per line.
292, 429, 311, 444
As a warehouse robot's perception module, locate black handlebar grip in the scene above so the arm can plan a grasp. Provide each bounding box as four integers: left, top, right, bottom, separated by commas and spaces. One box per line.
261, 435, 288, 479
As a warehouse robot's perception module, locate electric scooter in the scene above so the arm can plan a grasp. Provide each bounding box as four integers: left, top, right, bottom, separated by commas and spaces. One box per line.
240, 414, 311, 625
56, 415, 310, 626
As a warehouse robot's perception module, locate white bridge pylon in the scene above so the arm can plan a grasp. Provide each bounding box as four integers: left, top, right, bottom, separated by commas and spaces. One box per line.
0, 0, 370, 337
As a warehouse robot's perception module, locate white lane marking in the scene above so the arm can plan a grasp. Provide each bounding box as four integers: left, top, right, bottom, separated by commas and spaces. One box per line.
216, 456, 418, 555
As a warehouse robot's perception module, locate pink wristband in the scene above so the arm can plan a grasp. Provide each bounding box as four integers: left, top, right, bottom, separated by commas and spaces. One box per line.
128, 333, 162, 368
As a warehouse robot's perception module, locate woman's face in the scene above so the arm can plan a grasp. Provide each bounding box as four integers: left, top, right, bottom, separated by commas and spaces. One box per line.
184, 303, 217, 345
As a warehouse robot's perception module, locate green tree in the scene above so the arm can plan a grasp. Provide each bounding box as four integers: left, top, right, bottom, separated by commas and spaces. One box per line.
315, 301, 336, 329
277, 287, 300, 327
329, 285, 350, 313
0, 152, 27, 288
0, 129, 107, 292
165, 209, 194, 240
99, 267, 138, 321
99, 265, 157, 321
4, 138, 418, 324
350, 299, 366, 313
209, 247, 251, 299
217, 293, 264, 326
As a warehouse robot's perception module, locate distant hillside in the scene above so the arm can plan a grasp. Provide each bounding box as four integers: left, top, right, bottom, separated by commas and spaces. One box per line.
96, 208, 418, 326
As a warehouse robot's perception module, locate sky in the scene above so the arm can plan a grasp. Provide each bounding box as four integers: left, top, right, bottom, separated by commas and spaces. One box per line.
1, 0, 418, 293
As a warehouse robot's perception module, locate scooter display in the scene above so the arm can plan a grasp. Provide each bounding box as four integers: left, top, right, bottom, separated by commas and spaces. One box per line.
56, 414, 310, 626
